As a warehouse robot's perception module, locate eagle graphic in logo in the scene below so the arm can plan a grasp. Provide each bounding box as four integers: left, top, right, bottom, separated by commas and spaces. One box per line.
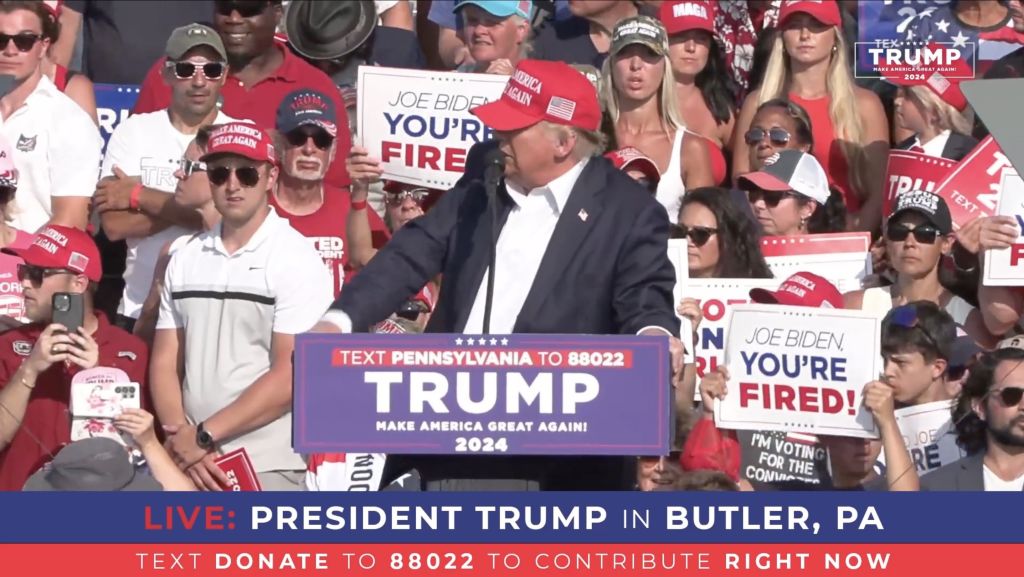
16, 134, 36, 152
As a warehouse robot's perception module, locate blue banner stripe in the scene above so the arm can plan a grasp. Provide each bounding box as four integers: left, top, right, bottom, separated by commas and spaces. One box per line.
0, 493, 1019, 544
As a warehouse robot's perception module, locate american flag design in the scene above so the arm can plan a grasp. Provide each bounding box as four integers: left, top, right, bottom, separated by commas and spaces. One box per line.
67, 251, 89, 273
545, 96, 576, 122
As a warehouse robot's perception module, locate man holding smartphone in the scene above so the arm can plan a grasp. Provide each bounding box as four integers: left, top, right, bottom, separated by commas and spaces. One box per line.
0, 225, 148, 490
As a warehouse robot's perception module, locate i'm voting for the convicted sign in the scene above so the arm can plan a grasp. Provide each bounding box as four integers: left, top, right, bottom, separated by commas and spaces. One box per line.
293, 334, 671, 456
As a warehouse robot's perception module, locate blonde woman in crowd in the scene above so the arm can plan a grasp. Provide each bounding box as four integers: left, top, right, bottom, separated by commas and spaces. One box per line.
602, 15, 713, 224
732, 0, 888, 232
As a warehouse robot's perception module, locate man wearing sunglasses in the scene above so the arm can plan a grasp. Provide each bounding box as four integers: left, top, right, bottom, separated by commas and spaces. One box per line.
0, 225, 148, 491
269, 89, 388, 298
132, 0, 353, 191
96, 23, 239, 334
923, 347, 1024, 491
152, 123, 332, 491
0, 2, 101, 232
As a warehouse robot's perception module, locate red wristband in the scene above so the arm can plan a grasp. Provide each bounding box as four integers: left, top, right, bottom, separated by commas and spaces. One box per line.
129, 183, 143, 211
351, 199, 368, 211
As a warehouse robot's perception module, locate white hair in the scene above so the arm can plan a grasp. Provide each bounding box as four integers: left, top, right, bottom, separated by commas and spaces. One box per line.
541, 121, 608, 160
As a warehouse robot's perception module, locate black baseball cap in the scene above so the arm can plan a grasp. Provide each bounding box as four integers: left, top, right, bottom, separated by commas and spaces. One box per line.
888, 190, 953, 235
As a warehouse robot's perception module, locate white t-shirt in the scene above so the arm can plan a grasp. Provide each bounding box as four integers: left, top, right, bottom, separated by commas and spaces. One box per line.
0, 76, 103, 232
983, 465, 1024, 492
100, 109, 237, 319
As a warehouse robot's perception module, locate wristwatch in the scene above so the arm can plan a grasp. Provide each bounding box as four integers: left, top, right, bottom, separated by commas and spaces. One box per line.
196, 422, 216, 451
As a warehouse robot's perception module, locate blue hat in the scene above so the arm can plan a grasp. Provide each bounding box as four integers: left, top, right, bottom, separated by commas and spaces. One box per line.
454, 0, 532, 19
276, 90, 338, 136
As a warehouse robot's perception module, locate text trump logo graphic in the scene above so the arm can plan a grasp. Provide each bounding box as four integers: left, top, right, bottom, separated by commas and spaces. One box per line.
855, 40, 975, 81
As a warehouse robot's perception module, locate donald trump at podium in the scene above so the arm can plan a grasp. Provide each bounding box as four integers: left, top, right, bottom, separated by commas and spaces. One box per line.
314, 59, 683, 490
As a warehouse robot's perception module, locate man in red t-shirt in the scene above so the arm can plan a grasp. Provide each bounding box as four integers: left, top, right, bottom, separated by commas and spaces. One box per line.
0, 225, 149, 490
269, 89, 389, 297
132, 0, 352, 189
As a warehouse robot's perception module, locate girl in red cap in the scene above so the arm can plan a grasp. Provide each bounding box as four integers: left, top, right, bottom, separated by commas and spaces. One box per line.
658, 1, 739, 186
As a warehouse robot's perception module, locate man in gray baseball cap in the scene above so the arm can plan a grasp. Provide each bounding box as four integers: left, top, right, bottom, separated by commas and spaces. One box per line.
165, 23, 227, 62
23, 438, 163, 491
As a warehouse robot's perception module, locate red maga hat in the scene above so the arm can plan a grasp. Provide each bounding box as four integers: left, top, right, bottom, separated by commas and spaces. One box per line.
470, 59, 601, 132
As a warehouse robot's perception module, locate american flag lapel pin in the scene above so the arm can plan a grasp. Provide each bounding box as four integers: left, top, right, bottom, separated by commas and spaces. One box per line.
578, 208, 588, 222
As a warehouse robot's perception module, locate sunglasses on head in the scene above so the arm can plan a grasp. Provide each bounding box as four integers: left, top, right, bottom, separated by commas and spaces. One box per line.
673, 224, 718, 247
747, 188, 796, 208
988, 386, 1024, 407
286, 129, 334, 150
215, 0, 271, 17
385, 188, 429, 207
207, 165, 262, 187
886, 223, 941, 244
167, 60, 225, 80
889, 305, 942, 354
0, 33, 41, 53
178, 157, 207, 177
17, 264, 74, 286
745, 127, 791, 147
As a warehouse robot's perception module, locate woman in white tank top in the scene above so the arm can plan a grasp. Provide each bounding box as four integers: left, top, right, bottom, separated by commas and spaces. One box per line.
844, 191, 997, 347
600, 16, 713, 223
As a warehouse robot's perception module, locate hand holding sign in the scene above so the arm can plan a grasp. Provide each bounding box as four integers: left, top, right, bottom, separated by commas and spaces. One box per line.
980, 215, 1020, 251
699, 366, 729, 416
346, 145, 384, 200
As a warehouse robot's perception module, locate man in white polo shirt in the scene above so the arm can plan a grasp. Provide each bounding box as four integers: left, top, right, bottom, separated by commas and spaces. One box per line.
0, 2, 101, 231
151, 122, 332, 491
95, 23, 238, 332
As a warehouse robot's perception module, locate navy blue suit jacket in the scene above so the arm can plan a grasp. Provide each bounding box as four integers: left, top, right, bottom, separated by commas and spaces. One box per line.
334, 141, 680, 339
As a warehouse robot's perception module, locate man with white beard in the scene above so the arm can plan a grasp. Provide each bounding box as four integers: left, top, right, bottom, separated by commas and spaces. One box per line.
270, 89, 388, 298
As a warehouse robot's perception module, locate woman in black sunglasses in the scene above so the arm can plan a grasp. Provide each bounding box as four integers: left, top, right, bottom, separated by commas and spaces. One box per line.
844, 191, 996, 348
675, 187, 772, 280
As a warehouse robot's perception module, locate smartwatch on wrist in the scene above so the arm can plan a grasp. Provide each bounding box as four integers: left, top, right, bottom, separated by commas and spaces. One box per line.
196, 422, 216, 451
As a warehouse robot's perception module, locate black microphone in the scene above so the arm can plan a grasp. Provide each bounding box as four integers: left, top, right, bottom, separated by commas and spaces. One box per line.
481, 148, 506, 335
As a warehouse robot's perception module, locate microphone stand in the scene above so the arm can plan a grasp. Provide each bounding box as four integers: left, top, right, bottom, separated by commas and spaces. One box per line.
481, 150, 505, 335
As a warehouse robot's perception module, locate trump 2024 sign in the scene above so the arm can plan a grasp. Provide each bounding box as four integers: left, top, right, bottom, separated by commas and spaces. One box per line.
293, 334, 671, 456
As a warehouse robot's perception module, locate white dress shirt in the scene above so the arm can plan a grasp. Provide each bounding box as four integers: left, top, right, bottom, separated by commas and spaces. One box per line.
462, 160, 588, 334
917, 129, 952, 158
321, 159, 673, 338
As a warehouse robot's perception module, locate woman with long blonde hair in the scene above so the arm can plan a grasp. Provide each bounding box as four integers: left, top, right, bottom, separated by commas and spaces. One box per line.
731, 0, 889, 232
602, 15, 713, 223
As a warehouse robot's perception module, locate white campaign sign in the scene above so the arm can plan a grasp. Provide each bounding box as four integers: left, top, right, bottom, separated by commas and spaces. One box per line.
761, 233, 872, 288
687, 279, 782, 379
715, 304, 881, 438
983, 170, 1024, 286
357, 66, 508, 189
875, 400, 963, 477
667, 239, 693, 362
